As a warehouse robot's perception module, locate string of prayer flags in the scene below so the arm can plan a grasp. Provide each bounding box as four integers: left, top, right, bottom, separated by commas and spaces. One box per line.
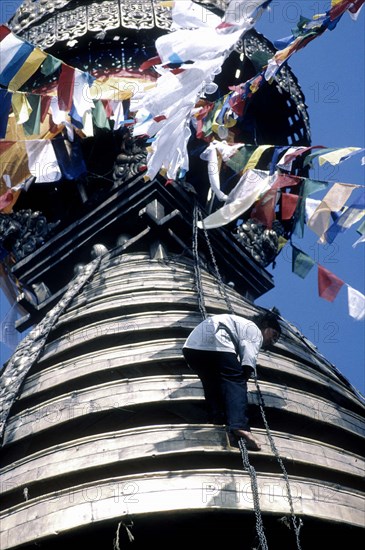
264, 0, 363, 82
292, 245, 315, 278
291, 241, 364, 319
318, 264, 345, 302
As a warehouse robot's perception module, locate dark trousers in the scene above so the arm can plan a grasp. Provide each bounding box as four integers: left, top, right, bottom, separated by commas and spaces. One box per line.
183, 348, 250, 432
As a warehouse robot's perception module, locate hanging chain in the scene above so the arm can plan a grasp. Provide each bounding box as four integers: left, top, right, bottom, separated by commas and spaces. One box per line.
0, 256, 102, 444
238, 438, 269, 550
192, 202, 207, 320
192, 203, 302, 549
197, 206, 234, 315
253, 375, 303, 550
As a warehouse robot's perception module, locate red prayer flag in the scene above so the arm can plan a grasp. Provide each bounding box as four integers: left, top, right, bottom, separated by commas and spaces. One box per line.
318, 264, 344, 302
251, 189, 277, 228
40, 95, 52, 123
272, 173, 301, 189
58, 64, 75, 112
281, 193, 299, 220
0, 141, 15, 154
0, 25, 11, 42
102, 100, 113, 118
0, 190, 14, 211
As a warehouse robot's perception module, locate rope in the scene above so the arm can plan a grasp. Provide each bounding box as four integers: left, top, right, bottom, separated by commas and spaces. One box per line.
254, 375, 303, 550
238, 438, 269, 550
192, 202, 207, 320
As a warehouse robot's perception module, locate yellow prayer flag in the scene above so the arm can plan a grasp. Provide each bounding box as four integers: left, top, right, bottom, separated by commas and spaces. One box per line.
242, 145, 272, 173
8, 48, 47, 92
318, 147, 362, 166
307, 182, 359, 243
11, 93, 32, 125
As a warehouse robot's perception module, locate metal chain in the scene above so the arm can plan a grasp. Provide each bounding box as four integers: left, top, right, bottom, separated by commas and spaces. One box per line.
238, 438, 269, 550
192, 202, 207, 320
0, 256, 102, 444
253, 375, 303, 550
197, 207, 234, 315
193, 204, 302, 549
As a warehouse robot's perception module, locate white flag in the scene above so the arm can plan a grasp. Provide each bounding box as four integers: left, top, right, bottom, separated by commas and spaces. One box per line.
347, 286, 365, 321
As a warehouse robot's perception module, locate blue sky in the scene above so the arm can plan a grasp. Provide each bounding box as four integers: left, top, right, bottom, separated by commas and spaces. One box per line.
1, 1, 364, 394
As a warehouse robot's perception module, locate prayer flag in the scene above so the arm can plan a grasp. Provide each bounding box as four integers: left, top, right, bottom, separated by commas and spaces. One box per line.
251, 189, 277, 228
307, 182, 358, 243
318, 265, 344, 302
347, 286, 365, 320
8, 47, 47, 91
0, 190, 14, 211
52, 138, 87, 180
281, 192, 299, 220
292, 245, 315, 278
324, 190, 365, 243
11, 92, 32, 124
318, 147, 363, 166
23, 94, 41, 136
92, 100, 111, 129
25, 139, 62, 183
197, 169, 273, 229
294, 178, 328, 237
40, 54, 61, 76
58, 64, 75, 112
0, 89, 12, 138
0, 29, 34, 86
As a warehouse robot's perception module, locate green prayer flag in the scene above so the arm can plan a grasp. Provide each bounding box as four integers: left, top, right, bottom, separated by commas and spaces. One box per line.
23, 94, 41, 136
225, 146, 256, 174
41, 55, 62, 76
356, 218, 365, 235
92, 100, 110, 130
292, 244, 315, 279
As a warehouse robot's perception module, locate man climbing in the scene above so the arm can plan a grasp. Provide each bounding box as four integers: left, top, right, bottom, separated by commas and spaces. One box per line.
183, 309, 281, 451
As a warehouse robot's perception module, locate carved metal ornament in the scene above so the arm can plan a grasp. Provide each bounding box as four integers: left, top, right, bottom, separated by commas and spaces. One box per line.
9, 0, 175, 46
112, 129, 148, 184
0, 210, 60, 262
234, 218, 285, 267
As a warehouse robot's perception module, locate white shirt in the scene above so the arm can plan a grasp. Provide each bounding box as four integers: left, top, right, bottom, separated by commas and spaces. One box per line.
183, 314, 263, 372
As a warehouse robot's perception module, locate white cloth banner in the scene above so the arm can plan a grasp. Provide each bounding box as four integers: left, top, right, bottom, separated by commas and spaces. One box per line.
197, 169, 273, 229
347, 285, 365, 320
200, 142, 228, 201
133, 0, 270, 180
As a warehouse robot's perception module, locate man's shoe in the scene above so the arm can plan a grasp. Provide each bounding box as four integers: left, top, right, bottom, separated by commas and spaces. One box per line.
233, 430, 261, 451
